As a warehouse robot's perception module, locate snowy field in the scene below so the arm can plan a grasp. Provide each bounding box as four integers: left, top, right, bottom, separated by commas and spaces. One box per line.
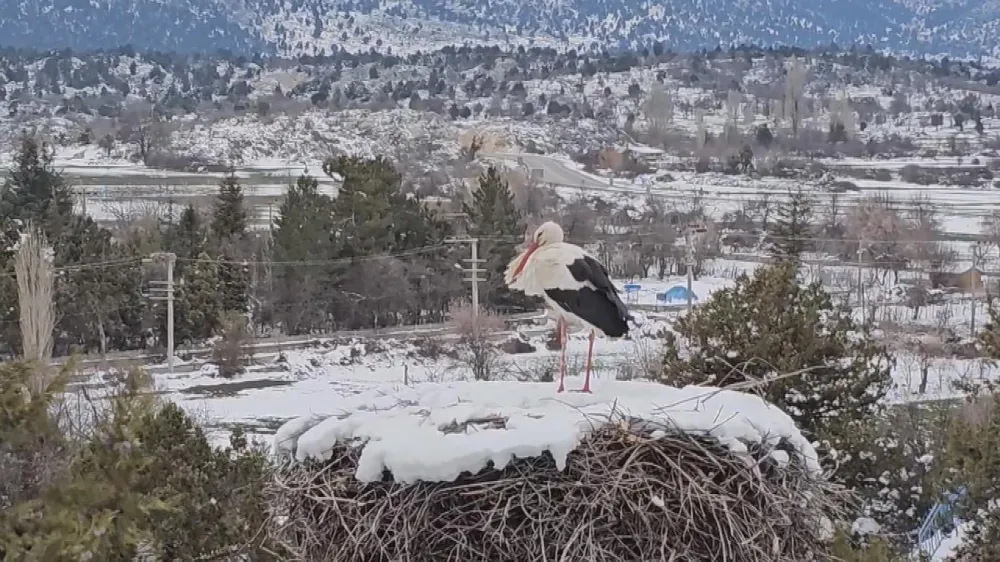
71, 271, 996, 452
66, 266, 995, 560
18, 140, 999, 242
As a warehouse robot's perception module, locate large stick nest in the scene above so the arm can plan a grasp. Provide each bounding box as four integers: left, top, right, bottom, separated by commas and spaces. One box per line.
268, 414, 841, 561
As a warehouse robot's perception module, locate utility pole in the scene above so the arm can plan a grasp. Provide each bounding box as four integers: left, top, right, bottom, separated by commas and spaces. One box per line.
684, 233, 695, 314
147, 252, 177, 372
446, 237, 486, 315
857, 242, 866, 325
971, 242, 985, 337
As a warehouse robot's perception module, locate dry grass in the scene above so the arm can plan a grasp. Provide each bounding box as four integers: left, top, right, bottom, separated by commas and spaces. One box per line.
448, 302, 507, 381
15, 225, 55, 393
267, 412, 841, 562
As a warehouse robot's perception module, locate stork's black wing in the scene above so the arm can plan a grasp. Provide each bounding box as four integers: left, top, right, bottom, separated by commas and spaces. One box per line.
544, 255, 632, 338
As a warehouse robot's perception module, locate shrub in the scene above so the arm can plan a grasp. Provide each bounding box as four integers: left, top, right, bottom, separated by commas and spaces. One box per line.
211, 310, 252, 378
0, 363, 277, 560
450, 302, 505, 381
937, 396, 1000, 560
0, 362, 69, 513
659, 262, 941, 550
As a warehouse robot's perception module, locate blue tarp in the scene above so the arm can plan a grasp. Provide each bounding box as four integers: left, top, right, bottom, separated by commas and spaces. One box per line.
657, 285, 697, 303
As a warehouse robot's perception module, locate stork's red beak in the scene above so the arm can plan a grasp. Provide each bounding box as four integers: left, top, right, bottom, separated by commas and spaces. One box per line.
512, 241, 539, 280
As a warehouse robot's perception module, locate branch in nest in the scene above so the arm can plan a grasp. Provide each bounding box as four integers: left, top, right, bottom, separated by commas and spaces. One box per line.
439, 415, 508, 434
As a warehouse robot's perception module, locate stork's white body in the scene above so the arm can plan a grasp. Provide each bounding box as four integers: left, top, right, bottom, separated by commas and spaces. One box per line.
504, 242, 597, 333
504, 222, 632, 393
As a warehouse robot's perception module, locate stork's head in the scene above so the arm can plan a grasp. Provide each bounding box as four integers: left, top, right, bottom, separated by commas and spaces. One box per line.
512, 221, 564, 280
531, 221, 565, 246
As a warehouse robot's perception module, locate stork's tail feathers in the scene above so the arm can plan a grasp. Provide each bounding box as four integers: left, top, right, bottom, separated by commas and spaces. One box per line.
626, 311, 642, 327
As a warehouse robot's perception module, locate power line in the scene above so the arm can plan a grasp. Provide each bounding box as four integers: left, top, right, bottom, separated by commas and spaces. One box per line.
0, 256, 145, 279
175, 243, 453, 266
475, 232, 989, 248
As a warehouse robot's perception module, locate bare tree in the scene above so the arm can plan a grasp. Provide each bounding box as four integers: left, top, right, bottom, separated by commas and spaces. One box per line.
118, 101, 169, 165
783, 57, 808, 138
688, 221, 722, 277
15, 225, 55, 391
561, 196, 600, 244
694, 109, 707, 150
904, 195, 952, 272
450, 302, 506, 381
724, 90, 742, 141
637, 197, 680, 278
642, 85, 674, 143
979, 210, 1000, 259
846, 195, 908, 283
828, 93, 855, 141
211, 311, 252, 379
505, 169, 550, 218
742, 101, 755, 131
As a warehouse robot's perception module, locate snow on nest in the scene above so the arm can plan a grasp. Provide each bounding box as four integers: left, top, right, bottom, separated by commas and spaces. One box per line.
274, 379, 822, 484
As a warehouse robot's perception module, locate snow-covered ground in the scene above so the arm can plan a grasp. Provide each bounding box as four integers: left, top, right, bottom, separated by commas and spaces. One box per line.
76, 266, 995, 451
68, 266, 996, 556
930, 522, 972, 560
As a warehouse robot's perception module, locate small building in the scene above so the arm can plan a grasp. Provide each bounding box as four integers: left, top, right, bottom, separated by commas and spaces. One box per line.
623, 144, 664, 165
929, 267, 985, 294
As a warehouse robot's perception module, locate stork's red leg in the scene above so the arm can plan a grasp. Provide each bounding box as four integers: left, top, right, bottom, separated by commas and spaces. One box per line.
581, 329, 595, 393
557, 319, 566, 393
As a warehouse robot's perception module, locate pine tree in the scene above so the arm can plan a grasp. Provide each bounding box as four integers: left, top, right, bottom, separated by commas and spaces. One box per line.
217, 257, 249, 314
55, 216, 146, 352
323, 156, 447, 256
170, 252, 224, 344
165, 205, 207, 261
0, 135, 74, 231
659, 262, 943, 541
768, 188, 812, 260
463, 166, 531, 311
940, 394, 1000, 561
271, 174, 340, 334
211, 170, 247, 242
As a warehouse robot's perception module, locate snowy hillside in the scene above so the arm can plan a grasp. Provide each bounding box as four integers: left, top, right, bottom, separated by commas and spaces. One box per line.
2, 0, 999, 57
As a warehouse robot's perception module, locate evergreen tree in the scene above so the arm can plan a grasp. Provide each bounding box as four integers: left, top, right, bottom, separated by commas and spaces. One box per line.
660, 262, 942, 541
217, 257, 250, 314
271, 174, 340, 334
165, 205, 207, 261
55, 216, 146, 354
211, 170, 247, 242
323, 156, 448, 256
940, 394, 1000, 561
170, 252, 224, 344
768, 188, 812, 260
463, 166, 532, 311
0, 136, 146, 355
0, 135, 74, 231
982, 305, 1000, 358
208, 172, 250, 320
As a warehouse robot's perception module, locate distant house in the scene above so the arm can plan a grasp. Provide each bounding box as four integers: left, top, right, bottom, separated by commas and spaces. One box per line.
929, 267, 985, 294
623, 144, 664, 165
422, 196, 463, 222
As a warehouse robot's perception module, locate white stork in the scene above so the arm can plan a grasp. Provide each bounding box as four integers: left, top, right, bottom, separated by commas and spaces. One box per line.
504, 221, 632, 393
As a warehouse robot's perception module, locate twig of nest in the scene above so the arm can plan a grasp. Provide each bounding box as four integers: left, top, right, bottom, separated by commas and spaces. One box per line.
267, 412, 842, 562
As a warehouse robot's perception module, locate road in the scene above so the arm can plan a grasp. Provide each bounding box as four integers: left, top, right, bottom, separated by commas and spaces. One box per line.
480, 152, 612, 190
58, 310, 548, 373
482, 151, 999, 237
